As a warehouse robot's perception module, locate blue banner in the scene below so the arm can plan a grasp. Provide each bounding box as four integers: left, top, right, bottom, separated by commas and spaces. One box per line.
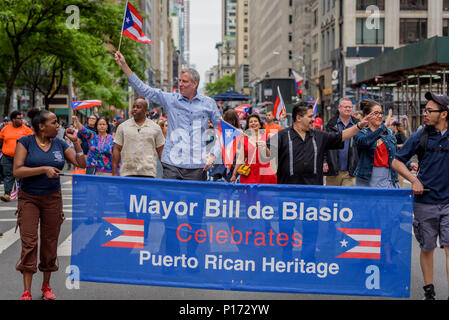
71, 175, 413, 298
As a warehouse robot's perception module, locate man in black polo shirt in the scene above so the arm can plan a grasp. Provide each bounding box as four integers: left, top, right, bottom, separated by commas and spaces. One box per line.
268, 102, 372, 185
392, 92, 449, 300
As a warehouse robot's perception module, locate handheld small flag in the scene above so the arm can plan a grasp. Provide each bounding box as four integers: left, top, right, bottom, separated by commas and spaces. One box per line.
71, 100, 102, 111
312, 97, 319, 118
120, 1, 152, 47
234, 104, 251, 119
273, 86, 286, 120
292, 70, 304, 95
217, 120, 243, 170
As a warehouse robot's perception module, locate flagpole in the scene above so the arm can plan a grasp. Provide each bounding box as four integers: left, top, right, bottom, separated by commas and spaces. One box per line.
117, 0, 128, 52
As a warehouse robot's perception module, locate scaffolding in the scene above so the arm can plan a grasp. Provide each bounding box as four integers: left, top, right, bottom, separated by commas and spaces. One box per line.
352, 37, 449, 132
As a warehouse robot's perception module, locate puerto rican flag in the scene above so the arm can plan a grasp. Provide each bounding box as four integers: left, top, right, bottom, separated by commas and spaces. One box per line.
292, 70, 304, 95
71, 100, 102, 111
217, 120, 243, 170
336, 228, 381, 260
312, 97, 319, 118
121, 1, 153, 44
234, 104, 251, 119
102, 217, 144, 249
273, 86, 286, 120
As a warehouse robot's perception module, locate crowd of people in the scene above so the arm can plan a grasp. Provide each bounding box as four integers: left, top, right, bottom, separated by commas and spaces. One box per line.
1, 50, 448, 300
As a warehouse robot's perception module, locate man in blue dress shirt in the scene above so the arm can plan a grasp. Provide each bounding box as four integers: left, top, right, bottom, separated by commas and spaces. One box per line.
115, 51, 221, 181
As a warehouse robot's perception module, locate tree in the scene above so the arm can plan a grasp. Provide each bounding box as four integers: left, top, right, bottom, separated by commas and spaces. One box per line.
204, 73, 235, 97
0, 0, 147, 115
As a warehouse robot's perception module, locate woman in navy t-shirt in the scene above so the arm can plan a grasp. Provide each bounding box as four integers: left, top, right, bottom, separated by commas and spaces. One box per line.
13, 108, 86, 300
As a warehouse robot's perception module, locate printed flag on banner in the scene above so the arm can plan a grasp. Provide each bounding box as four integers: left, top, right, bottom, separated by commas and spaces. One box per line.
292, 70, 304, 95
273, 86, 286, 120
121, 1, 153, 44
217, 120, 243, 169
71, 100, 102, 111
102, 217, 144, 249
234, 104, 251, 119
336, 228, 382, 259
312, 97, 319, 118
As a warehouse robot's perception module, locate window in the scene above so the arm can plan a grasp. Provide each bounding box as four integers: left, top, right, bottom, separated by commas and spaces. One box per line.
400, 18, 427, 44
356, 18, 385, 44
314, 9, 318, 26
444, 19, 449, 36
400, 0, 427, 10
356, 0, 385, 10
444, 0, 449, 11
313, 34, 318, 53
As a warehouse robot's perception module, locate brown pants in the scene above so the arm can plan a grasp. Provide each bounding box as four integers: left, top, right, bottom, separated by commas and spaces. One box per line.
15, 189, 64, 274
325, 171, 356, 187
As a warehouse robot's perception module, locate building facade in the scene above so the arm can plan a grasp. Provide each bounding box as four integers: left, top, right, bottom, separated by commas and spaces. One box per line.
294, 0, 449, 119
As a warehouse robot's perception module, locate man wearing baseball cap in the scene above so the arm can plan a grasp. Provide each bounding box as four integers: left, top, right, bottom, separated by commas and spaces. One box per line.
392, 91, 449, 300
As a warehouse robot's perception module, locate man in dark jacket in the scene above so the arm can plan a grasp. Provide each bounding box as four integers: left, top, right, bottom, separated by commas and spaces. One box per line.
324, 98, 359, 186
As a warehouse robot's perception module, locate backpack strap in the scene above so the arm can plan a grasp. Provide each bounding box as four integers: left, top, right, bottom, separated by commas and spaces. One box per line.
416, 126, 429, 164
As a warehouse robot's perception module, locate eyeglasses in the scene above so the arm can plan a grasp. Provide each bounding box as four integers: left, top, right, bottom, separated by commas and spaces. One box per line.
423, 109, 444, 114
373, 111, 384, 117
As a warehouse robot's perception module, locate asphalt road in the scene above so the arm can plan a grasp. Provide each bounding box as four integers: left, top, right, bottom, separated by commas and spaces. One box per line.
0, 173, 447, 301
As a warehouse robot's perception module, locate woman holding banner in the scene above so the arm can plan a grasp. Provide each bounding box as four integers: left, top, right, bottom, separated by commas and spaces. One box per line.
72, 115, 114, 176
13, 108, 86, 300
231, 114, 277, 184
353, 99, 399, 188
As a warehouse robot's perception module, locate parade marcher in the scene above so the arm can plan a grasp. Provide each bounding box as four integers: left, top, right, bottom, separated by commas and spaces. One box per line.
83, 115, 98, 174
231, 114, 277, 184
210, 109, 240, 182
324, 98, 359, 187
0, 111, 33, 202
353, 99, 399, 188
72, 115, 114, 176
392, 92, 449, 300
263, 111, 282, 137
115, 51, 221, 181
392, 120, 407, 149
0, 116, 10, 131
158, 118, 168, 139
13, 108, 86, 300
268, 102, 373, 185
112, 116, 122, 138
112, 98, 165, 178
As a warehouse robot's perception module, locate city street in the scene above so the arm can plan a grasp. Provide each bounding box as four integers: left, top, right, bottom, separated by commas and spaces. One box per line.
0, 172, 447, 301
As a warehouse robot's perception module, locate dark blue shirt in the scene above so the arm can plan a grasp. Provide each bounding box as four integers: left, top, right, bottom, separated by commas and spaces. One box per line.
395, 127, 449, 204
337, 117, 354, 171
18, 135, 69, 196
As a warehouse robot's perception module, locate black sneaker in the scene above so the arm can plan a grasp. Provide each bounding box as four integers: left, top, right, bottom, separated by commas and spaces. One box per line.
423, 284, 436, 300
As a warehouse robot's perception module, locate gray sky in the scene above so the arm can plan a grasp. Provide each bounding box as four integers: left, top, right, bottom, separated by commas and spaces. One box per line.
190, 0, 221, 90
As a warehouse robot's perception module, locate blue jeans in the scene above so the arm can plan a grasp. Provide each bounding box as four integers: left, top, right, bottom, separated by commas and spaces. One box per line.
1, 155, 14, 195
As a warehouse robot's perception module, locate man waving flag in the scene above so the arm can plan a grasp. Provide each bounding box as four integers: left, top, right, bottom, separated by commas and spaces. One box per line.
120, 1, 152, 46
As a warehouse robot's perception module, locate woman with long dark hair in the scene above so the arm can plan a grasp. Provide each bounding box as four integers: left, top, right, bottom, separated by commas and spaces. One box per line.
13, 108, 86, 300
353, 99, 399, 188
231, 114, 277, 184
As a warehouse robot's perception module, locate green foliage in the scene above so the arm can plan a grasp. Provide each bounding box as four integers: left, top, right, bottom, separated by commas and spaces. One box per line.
204, 73, 236, 97
0, 0, 147, 115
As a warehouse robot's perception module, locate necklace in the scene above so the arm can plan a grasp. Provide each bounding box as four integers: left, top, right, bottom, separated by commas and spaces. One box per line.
37, 137, 50, 147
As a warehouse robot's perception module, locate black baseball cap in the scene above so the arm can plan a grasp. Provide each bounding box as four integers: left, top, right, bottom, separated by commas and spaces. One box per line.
425, 92, 449, 109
